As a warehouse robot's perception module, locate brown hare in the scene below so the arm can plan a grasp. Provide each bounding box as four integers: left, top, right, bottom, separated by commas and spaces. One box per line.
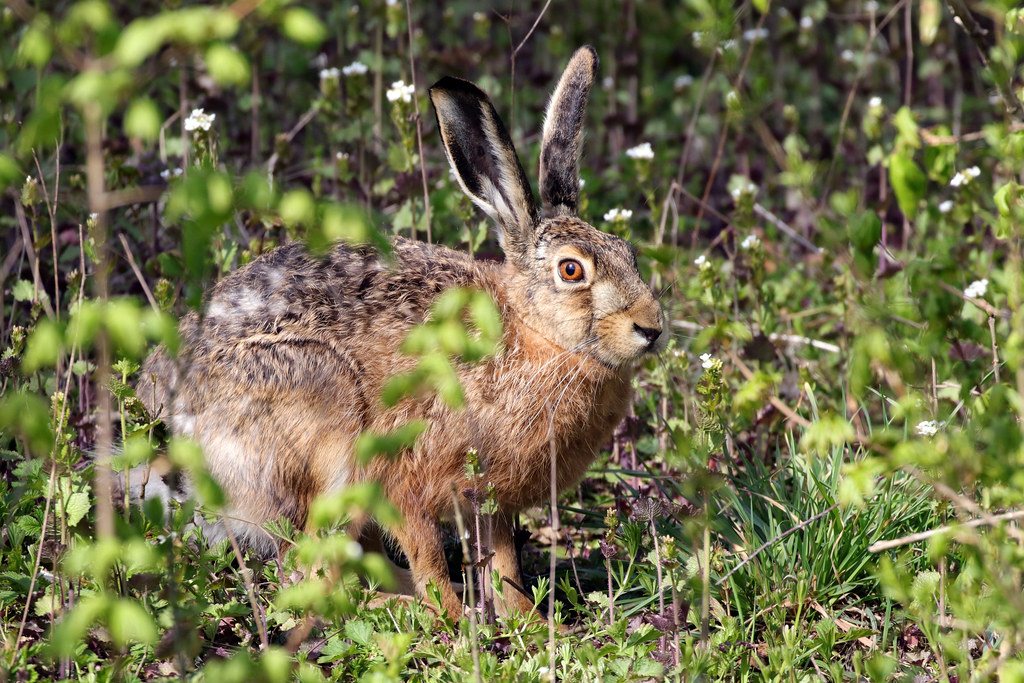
137, 46, 666, 618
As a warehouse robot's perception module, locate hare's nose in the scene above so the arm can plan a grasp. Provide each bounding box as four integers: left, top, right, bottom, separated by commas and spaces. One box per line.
633, 323, 662, 347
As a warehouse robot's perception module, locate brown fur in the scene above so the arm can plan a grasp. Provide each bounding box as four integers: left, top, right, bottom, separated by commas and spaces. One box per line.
137, 47, 666, 618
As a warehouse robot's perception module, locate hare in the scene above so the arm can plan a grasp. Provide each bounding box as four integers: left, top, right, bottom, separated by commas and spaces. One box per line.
137, 46, 666, 618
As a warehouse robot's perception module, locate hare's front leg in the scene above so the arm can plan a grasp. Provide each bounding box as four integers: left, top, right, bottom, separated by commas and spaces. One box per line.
391, 509, 463, 617
491, 516, 539, 617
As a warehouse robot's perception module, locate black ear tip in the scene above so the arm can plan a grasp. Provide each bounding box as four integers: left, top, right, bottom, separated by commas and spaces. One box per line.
429, 76, 487, 101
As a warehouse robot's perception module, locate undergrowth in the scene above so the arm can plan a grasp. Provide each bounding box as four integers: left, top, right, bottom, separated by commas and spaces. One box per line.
3, 0, 1024, 680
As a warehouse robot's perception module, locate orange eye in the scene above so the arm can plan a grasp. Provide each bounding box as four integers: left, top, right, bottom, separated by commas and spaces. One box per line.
558, 259, 585, 282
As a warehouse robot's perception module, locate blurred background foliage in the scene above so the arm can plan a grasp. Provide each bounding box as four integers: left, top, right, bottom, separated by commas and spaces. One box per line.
3, 0, 1024, 680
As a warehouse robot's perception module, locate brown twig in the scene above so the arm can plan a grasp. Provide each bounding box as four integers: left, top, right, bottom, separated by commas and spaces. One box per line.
945, 0, 1024, 122
868, 508, 1024, 553
404, 0, 432, 244
118, 234, 159, 313
222, 520, 270, 650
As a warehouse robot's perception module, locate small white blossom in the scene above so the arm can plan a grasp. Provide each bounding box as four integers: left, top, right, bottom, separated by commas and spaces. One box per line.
938, 200, 954, 213
964, 278, 988, 299
692, 31, 705, 47
385, 0, 398, 6
694, 254, 712, 271
841, 49, 856, 62
741, 234, 761, 250
336, 151, 349, 161
700, 352, 717, 369
319, 67, 340, 80
949, 167, 980, 188
603, 208, 633, 222
578, 178, 586, 189
342, 61, 368, 77
868, 96, 882, 109
730, 181, 758, 200
865, 1, 879, 12
88, 212, 98, 221
674, 74, 693, 90
386, 80, 415, 103
159, 168, 183, 180
743, 28, 769, 41
625, 142, 654, 160
184, 108, 215, 132
473, 11, 486, 21
915, 420, 939, 437
719, 39, 737, 53
800, 15, 814, 29
725, 90, 739, 107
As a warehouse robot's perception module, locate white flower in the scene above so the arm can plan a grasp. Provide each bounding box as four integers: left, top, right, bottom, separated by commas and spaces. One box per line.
692, 31, 705, 47
694, 254, 712, 271
964, 278, 988, 299
342, 61, 368, 77
336, 151, 349, 160
915, 420, 939, 437
949, 167, 979, 188
386, 80, 415, 103
730, 181, 758, 200
841, 49, 856, 62
725, 90, 739, 107
700, 353, 716, 369
578, 178, 586, 189
868, 96, 882, 109
184, 108, 215, 132
719, 39, 737, 53
741, 234, 761, 250
88, 212, 98, 221
385, 0, 398, 6
938, 200, 954, 213
674, 74, 693, 90
603, 208, 633, 222
625, 142, 654, 160
160, 168, 183, 180
800, 15, 813, 29
865, 1, 879, 12
473, 11, 486, 21
319, 67, 340, 80
743, 28, 769, 41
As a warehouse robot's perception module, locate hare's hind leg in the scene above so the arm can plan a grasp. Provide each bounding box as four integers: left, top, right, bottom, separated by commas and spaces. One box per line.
490, 515, 539, 618
389, 510, 464, 617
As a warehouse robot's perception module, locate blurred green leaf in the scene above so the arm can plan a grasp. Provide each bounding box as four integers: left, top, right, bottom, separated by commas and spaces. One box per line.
280, 8, 327, 47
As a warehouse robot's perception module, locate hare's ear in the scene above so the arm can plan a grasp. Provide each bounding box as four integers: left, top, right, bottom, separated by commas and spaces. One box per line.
539, 46, 598, 218
430, 77, 538, 257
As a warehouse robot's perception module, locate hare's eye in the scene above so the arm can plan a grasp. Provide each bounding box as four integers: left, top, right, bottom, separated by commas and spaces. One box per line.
558, 259, 585, 282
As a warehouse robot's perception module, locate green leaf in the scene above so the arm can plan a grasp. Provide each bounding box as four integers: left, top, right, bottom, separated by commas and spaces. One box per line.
353, 421, 427, 464
124, 98, 162, 141
888, 151, 926, 219
107, 599, 158, 648
12, 280, 35, 302
0, 153, 21, 192
18, 20, 53, 68
280, 8, 327, 47
279, 189, 316, 227
344, 619, 374, 646
848, 211, 882, 254
64, 491, 91, 527
48, 594, 106, 657
893, 106, 920, 149
22, 319, 64, 373
205, 42, 250, 87
800, 414, 855, 456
